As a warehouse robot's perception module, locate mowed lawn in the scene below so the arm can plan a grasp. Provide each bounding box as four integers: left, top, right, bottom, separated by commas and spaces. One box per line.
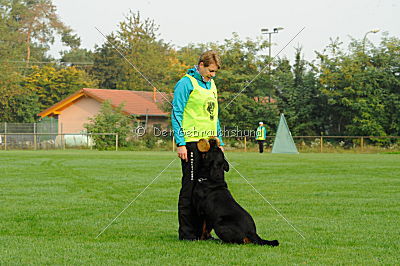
0, 150, 399, 265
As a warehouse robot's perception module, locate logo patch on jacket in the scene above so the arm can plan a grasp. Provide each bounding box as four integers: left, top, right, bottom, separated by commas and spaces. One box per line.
205, 99, 216, 121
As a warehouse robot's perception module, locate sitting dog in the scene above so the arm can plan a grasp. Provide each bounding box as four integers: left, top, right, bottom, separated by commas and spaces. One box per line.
193, 138, 279, 246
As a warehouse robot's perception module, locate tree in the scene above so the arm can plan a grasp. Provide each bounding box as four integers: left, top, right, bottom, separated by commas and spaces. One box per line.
0, 64, 97, 122
0, 0, 26, 120
0, 1, 25, 60
215, 33, 270, 97
0, 0, 86, 123
176, 44, 203, 71
315, 35, 400, 137
372, 35, 400, 136
90, 34, 125, 90
275, 48, 324, 135
22, 65, 98, 116
91, 11, 180, 92
60, 48, 93, 65
219, 91, 279, 133
1, 91, 40, 122
7, 0, 79, 64
273, 57, 294, 112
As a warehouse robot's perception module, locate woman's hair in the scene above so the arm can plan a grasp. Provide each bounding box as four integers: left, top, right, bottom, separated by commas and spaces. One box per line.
198, 50, 221, 69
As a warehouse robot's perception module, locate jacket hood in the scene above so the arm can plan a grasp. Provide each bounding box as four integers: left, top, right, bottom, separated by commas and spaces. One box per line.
187, 66, 207, 83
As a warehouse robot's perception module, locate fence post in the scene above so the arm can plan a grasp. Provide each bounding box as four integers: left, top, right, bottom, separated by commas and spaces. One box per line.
90, 133, 93, 150
172, 136, 175, 152
4, 122, 7, 151
60, 123, 63, 150
61, 124, 66, 150
361, 137, 364, 152
320, 136, 323, 153
115, 134, 119, 151
34, 122, 37, 150
244, 136, 247, 152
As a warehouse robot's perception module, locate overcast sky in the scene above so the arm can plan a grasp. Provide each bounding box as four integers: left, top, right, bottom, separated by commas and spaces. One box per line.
51, 0, 399, 62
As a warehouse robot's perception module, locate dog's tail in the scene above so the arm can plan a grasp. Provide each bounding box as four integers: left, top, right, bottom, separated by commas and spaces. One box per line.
247, 234, 279, 247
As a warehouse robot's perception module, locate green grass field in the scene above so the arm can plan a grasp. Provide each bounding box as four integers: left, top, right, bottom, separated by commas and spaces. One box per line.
1, 151, 399, 264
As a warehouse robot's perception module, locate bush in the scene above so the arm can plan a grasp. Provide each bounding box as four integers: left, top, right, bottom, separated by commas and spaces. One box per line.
84, 101, 133, 150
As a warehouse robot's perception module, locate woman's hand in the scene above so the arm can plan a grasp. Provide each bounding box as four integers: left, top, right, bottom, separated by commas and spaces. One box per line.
177, 146, 188, 162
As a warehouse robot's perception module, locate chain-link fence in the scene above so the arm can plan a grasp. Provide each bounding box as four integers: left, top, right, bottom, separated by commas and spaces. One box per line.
1, 122, 399, 152
0, 119, 59, 150
0, 119, 58, 134
0, 133, 119, 150
218, 136, 400, 153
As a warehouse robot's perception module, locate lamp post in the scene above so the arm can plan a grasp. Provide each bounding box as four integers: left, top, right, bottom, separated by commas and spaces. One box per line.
261, 27, 283, 102
261, 27, 284, 61
363, 29, 380, 53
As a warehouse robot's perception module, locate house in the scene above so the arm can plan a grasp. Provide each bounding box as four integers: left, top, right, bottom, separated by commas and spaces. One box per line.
38, 88, 170, 133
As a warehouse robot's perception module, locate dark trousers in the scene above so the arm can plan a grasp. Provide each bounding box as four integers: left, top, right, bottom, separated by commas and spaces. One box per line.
257, 140, 265, 153
178, 142, 203, 240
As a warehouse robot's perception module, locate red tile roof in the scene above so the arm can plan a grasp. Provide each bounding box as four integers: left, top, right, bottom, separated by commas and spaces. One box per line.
83, 88, 170, 116
254, 96, 277, 104
38, 88, 171, 118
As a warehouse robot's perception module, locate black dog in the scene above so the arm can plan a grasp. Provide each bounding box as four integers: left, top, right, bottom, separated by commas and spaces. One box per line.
193, 139, 279, 246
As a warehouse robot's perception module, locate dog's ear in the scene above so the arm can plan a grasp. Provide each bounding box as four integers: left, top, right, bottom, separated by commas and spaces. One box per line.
197, 139, 210, 152
223, 158, 229, 172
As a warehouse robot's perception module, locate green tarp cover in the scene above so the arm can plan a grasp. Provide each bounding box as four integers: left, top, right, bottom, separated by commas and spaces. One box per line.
272, 114, 299, 154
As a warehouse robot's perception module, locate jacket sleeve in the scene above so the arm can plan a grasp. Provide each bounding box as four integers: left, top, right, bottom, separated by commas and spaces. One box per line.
171, 77, 192, 146
217, 119, 224, 146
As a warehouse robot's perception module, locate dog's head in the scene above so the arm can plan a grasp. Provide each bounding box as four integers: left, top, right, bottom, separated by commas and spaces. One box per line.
198, 138, 229, 183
